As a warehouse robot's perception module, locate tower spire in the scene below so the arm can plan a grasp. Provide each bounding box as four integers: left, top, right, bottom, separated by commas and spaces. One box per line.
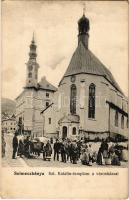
29, 32, 37, 60
26, 33, 39, 88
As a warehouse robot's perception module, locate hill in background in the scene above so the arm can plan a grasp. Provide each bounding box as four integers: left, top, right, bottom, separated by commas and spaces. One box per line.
1, 98, 16, 115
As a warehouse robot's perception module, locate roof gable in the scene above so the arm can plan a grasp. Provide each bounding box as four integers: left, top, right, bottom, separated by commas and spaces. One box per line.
62, 41, 123, 95
38, 77, 57, 92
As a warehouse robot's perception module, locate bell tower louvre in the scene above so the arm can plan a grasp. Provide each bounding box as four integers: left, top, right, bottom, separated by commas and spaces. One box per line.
25, 33, 39, 88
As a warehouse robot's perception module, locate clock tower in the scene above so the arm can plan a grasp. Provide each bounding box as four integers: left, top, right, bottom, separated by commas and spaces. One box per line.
26, 34, 39, 88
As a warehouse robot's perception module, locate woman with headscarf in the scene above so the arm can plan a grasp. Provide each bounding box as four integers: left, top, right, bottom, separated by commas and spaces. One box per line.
80, 145, 89, 165
17, 135, 24, 158
44, 140, 52, 160
97, 146, 103, 165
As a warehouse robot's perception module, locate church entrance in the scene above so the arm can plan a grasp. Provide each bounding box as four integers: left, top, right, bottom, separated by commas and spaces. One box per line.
62, 126, 67, 139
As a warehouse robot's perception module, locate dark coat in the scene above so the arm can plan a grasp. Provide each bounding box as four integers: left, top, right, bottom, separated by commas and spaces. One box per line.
101, 141, 108, 153
60, 142, 67, 153
12, 136, 18, 149
54, 142, 60, 152
97, 148, 103, 165
17, 140, 24, 155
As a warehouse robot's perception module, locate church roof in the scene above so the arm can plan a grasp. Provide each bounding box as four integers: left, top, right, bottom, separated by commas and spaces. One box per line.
38, 76, 57, 92
62, 41, 123, 95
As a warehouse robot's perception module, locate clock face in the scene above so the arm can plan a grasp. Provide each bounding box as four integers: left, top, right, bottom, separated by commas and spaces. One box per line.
71, 75, 76, 82
28, 65, 33, 71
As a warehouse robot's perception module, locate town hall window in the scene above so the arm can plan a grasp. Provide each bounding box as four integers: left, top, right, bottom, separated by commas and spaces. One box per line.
35, 74, 37, 79
46, 101, 49, 107
115, 111, 118, 127
88, 83, 96, 119
121, 115, 124, 129
28, 72, 32, 78
70, 84, 77, 114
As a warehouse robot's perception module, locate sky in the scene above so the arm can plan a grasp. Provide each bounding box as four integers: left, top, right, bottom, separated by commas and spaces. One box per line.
2, 1, 128, 100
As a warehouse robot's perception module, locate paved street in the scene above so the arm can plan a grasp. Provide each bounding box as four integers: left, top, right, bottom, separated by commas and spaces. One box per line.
2, 134, 128, 168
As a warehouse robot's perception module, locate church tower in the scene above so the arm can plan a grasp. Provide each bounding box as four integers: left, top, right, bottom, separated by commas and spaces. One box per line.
26, 34, 39, 88
78, 12, 90, 49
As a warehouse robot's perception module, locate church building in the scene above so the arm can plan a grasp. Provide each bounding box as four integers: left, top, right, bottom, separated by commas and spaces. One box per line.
15, 36, 57, 137
42, 13, 128, 140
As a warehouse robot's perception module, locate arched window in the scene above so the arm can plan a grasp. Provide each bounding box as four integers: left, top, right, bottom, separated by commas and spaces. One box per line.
115, 111, 118, 127
70, 84, 77, 114
28, 72, 32, 78
121, 115, 124, 129
72, 127, 76, 135
88, 83, 95, 119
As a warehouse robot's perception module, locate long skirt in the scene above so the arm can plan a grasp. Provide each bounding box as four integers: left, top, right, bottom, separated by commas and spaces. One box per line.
97, 152, 103, 165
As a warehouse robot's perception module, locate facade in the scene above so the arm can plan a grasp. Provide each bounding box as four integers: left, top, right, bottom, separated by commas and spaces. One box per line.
15, 36, 57, 137
43, 13, 128, 140
2, 114, 16, 134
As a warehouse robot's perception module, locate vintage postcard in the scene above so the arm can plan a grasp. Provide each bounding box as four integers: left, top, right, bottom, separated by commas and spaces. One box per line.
0, 0, 128, 199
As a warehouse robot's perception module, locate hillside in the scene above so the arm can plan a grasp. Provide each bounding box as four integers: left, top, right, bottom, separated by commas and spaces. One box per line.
1, 98, 16, 115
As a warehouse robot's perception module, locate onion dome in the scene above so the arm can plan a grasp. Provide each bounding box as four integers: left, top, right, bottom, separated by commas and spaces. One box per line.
78, 14, 90, 34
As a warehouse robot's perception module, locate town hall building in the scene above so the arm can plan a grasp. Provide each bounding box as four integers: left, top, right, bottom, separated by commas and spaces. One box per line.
15, 36, 57, 137
16, 13, 128, 140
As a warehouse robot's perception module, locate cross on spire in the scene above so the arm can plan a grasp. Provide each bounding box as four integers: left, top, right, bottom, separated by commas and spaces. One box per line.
83, 2, 86, 15
32, 31, 35, 43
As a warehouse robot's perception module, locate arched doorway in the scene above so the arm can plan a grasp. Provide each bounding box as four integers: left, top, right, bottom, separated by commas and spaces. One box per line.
62, 126, 67, 139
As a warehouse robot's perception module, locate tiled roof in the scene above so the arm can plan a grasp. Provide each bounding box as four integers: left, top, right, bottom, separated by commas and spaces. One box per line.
2, 114, 16, 121
63, 41, 123, 94
38, 76, 57, 92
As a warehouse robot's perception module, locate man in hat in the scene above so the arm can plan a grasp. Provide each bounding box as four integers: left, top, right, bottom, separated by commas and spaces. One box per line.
12, 131, 18, 159
53, 139, 60, 161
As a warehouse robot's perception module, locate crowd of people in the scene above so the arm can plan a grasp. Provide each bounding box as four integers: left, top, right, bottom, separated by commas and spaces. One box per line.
11, 132, 128, 166
53, 138, 128, 166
